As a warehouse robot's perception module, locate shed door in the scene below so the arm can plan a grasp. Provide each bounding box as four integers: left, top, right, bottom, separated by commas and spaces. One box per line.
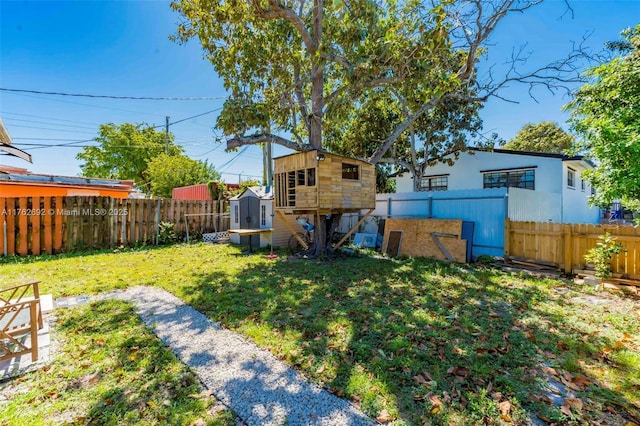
239, 197, 260, 248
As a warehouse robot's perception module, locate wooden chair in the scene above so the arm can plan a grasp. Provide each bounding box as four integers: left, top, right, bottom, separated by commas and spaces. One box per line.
0, 282, 43, 362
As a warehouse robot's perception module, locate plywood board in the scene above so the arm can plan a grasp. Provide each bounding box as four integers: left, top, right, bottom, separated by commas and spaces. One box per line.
382, 218, 467, 262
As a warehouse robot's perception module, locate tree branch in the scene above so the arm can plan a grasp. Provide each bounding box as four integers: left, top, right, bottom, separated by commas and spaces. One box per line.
250, 0, 317, 53
369, 95, 442, 164
293, 64, 311, 131
226, 133, 312, 151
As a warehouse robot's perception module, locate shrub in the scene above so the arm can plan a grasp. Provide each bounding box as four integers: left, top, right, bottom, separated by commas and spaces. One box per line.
584, 232, 625, 278
158, 222, 178, 245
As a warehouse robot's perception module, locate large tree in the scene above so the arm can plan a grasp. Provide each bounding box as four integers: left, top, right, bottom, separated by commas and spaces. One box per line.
565, 25, 640, 211
502, 121, 574, 153
77, 123, 182, 191
171, 0, 582, 164
147, 153, 220, 198
171, 0, 584, 252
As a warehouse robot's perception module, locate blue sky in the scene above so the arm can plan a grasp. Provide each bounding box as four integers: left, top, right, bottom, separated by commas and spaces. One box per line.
1, 0, 638, 182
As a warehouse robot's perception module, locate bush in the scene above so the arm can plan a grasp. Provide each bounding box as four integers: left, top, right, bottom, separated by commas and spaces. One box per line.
584, 233, 625, 278
158, 222, 178, 245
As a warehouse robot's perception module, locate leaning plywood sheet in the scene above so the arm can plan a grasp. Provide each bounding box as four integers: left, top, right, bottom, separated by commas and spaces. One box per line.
382, 218, 467, 262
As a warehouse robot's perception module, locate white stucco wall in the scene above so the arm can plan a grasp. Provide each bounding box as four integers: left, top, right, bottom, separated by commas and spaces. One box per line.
389, 150, 599, 224
417, 150, 563, 193
562, 161, 600, 224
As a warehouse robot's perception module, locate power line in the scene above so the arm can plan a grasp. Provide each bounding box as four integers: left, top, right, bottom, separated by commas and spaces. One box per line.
3, 91, 162, 117
3, 117, 97, 131
6, 124, 97, 135
12, 137, 90, 141
1, 111, 102, 127
1, 87, 227, 101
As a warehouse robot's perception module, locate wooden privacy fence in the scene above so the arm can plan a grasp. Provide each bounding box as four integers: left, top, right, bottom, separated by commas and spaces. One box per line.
1, 196, 229, 256
505, 219, 640, 279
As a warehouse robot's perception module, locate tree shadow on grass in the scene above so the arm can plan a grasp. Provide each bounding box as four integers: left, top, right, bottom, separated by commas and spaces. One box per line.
172, 253, 640, 425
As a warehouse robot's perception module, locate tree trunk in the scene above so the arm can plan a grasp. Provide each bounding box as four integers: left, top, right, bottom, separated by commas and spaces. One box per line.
307, 213, 342, 257
309, 0, 324, 151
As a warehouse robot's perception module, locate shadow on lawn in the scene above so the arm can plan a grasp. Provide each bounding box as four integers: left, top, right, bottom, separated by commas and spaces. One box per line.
179, 253, 638, 425
55, 300, 211, 425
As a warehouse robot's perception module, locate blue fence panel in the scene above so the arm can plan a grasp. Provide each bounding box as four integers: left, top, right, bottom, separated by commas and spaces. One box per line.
378, 188, 507, 258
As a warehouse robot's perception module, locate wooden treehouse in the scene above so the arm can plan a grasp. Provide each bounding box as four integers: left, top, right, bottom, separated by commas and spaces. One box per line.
273, 150, 376, 249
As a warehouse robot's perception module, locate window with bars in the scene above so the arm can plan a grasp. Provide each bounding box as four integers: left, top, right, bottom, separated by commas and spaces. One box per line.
261, 205, 266, 226
234, 205, 239, 224
419, 175, 448, 191
483, 169, 535, 190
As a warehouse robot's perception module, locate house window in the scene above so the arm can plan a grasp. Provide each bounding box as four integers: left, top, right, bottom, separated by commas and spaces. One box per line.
261, 205, 266, 226
581, 178, 586, 191
234, 205, 239, 224
483, 169, 535, 190
420, 175, 448, 191
342, 163, 359, 180
567, 168, 575, 188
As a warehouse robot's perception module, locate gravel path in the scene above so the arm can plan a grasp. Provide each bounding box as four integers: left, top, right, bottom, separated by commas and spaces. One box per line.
62, 286, 374, 426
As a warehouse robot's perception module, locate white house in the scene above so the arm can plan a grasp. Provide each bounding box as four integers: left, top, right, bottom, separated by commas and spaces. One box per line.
392, 148, 600, 224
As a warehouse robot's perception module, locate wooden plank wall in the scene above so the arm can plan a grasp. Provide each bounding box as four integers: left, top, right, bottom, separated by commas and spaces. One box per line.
382, 218, 467, 262
505, 219, 640, 278
0, 196, 228, 256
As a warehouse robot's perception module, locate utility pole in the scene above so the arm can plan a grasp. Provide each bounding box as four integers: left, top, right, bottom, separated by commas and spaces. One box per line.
165, 116, 170, 154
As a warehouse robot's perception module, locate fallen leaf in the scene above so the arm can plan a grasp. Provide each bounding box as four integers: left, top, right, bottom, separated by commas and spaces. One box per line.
560, 404, 572, 416
429, 393, 442, 408
453, 345, 466, 355
316, 365, 326, 374
500, 414, 513, 423
491, 392, 502, 402
82, 372, 101, 388
189, 419, 206, 426
572, 376, 591, 390
413, 375, 428, 385
147, 400, 158, 410
376, 409, 393, 423
499, 400, 512, 416
564, 397, 583, 411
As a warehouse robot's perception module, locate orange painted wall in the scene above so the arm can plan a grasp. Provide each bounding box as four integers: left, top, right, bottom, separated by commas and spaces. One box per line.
0, 182, 131, 199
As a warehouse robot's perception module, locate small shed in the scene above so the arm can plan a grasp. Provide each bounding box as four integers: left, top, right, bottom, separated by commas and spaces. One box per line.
229, 186, 273, 249
274, 150, 376, 214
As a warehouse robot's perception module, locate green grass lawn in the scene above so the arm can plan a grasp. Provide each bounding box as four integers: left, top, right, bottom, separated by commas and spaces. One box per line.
0, 299, 236, 426
1, 243, 639, 425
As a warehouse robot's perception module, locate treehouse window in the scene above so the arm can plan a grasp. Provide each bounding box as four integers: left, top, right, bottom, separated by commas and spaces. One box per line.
297, 170, 306, 186
307, 168, 316, 186
342, 163, 359, 180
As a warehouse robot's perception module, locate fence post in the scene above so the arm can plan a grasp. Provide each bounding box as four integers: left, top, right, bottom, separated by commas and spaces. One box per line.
155, 198, 161, 245
427, 195, 433, 218
504, 218, 510, 258
387, 197, 392, 218
563, 224, 573, 274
